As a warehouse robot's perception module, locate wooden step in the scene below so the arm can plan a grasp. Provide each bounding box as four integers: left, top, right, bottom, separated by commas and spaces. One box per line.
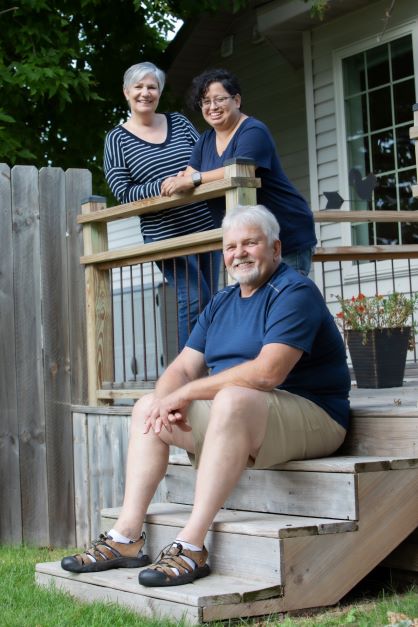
36, 467, 418, 623
164, 455, 418, 520
35, 563, 284, 623
101, 502, 357, 582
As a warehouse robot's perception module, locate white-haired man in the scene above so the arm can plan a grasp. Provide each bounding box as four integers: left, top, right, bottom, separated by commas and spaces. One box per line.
62, 205, 350, 587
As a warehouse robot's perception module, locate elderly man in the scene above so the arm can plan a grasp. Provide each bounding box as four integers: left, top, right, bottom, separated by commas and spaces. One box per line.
62, 204, 350, 587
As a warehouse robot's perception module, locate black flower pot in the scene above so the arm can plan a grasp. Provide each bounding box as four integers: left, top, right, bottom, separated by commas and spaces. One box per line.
346, 327, 411, 388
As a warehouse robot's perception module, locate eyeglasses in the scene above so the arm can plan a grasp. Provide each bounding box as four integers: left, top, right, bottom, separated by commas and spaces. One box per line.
200, 96, 235, 109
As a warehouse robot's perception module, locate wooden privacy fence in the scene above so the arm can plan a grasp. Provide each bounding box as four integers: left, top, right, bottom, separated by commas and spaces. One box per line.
0, 164, 91, 546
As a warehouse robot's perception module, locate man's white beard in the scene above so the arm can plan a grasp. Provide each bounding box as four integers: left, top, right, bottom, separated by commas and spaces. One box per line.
228, 259, 261, 285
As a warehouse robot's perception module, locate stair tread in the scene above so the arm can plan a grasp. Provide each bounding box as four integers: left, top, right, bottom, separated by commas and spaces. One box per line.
101, 502, 358, 538
168, 452, 418, 472
36, 561, 283, 606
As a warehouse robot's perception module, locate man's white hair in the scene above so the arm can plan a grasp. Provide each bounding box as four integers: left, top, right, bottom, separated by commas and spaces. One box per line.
222, 205, 280, 245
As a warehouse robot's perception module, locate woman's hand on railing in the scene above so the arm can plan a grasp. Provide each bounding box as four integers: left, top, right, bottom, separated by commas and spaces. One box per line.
161, 170, 194, 196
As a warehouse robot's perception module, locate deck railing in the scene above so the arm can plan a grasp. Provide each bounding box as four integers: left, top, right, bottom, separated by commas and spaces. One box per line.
79, 106, 418, 405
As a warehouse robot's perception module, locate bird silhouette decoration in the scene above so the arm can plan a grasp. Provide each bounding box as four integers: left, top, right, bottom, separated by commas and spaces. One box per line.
322, 168, 378, 209
348, 168, 378, 201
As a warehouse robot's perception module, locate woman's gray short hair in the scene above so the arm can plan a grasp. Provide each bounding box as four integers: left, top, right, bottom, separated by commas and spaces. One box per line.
222, 205, 281, 245
123, 62, 165, 93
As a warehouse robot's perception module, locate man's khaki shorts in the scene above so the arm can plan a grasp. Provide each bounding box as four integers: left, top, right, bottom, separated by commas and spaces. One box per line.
186, 389, 347, 469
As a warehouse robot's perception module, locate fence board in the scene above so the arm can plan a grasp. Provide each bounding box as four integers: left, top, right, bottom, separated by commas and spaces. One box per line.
12, 165, 49, 544
73, 412, 90, 547
40, 167, 75, 546
0, 163, 22, 542
65, 169, 92, 406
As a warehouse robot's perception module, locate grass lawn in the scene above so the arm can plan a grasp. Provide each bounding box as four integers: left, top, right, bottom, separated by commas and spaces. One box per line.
0, 544, 417, 626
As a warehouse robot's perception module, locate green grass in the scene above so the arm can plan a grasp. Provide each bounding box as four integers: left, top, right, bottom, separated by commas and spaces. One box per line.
0, 544, 417, 626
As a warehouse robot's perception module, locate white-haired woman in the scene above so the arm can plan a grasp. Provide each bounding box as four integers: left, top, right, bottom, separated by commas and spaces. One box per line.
104, 62, 219, 349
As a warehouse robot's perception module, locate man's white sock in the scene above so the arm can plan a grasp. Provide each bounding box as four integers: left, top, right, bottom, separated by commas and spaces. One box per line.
171, 539, 202, 574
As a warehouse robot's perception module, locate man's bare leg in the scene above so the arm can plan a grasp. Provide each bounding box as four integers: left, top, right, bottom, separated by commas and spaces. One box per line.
179, 386, 269, 547
113, 394, 196, 539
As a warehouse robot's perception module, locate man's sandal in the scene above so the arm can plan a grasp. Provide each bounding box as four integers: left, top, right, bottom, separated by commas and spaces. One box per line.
138, 541, 210, 587
61, 531, 150, 573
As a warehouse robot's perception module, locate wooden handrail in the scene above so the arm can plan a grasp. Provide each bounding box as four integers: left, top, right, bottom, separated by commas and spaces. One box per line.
77, 177, 260, 224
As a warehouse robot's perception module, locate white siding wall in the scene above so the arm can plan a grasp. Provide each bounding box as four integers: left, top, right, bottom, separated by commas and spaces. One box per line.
304, 0, 418, 295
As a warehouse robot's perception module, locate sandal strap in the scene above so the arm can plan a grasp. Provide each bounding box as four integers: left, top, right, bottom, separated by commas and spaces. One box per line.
148, 541, 207, 577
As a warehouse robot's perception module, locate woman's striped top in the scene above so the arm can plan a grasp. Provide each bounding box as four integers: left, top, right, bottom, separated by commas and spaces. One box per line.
104, 112, 214, 241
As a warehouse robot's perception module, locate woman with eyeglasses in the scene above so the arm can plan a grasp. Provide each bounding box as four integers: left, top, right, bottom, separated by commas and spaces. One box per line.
104, 62, 220, 350
161, 68, 316, 275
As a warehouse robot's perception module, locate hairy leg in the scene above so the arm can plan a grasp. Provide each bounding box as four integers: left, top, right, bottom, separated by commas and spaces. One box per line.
179, 386, 269, 547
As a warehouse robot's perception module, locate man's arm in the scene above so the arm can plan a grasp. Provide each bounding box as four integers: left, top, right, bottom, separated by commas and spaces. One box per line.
146, 343, 302, 430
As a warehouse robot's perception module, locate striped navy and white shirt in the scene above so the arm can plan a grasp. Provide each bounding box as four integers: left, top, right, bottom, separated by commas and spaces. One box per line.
104, 112, 214, 241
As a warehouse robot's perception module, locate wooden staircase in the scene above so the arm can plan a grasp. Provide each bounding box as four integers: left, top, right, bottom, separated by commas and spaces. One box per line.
36, 450, 418, 623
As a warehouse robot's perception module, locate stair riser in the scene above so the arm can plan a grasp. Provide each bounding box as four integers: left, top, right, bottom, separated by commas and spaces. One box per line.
102, 515, 282, 582
35, 572, 202, 623
165, 465, 357, 520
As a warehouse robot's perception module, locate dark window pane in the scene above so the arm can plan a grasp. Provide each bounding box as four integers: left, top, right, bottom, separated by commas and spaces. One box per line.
366, 44, 389, 89
400, 222, 418, 244
345, 93, 368, 136
347, 136, 370, 174
374, 173, 396, 210
391, 35, 413, 81
371, 131, 394, 174
399, 169, 418, 211
343, 52, 365, 95
396, 125, 415, 168
393, 79, 415, 125
369, 86, 392, 131
375, 222, 399, 244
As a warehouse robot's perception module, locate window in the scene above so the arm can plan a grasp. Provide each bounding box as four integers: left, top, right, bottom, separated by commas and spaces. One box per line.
342, 34, 418, 245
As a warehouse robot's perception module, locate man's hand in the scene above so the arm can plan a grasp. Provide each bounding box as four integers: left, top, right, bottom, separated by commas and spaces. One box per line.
143, 390, 192, 434
160, 173, 194, 196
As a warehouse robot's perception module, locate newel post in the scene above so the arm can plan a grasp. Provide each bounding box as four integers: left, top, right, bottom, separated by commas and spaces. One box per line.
81, 195, 114, 405
223, 157, 257, 212
410, 103, 418, 200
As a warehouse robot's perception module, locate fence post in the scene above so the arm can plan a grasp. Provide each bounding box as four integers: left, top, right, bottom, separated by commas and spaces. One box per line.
81, 196, 114, 406
411, 103, 418, 200
223, 157, 257, 212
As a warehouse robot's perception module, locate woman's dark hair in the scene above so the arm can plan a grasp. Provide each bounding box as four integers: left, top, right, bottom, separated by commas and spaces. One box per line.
188, 68, 242, 111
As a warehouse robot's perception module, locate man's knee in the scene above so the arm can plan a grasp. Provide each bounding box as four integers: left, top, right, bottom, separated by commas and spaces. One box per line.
211, 387, 257, 428
130, 393, 154, 433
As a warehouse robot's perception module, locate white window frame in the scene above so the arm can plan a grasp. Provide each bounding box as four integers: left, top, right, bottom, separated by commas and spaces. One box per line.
332, 19, 418, 285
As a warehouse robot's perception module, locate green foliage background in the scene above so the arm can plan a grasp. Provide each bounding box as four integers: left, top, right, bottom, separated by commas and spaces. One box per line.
0, 0, 325, 195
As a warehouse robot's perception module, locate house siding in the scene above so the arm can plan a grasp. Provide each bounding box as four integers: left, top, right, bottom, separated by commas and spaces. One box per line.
305, 0, 418, 296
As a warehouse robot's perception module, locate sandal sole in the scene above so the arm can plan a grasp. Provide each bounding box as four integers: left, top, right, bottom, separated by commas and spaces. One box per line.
61, 554, 151, 573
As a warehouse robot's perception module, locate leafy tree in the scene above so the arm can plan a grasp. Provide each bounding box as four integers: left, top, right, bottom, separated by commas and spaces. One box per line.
0, 0, 328, 194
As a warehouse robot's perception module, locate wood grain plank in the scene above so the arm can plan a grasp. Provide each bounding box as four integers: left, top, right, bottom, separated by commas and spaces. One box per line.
102, 502, 357, 539
278, 469, 418, 612
65, 169, 92, 406
12, 165, 49, 545
82, 198, 113, 405
76, 177, 261, 224
165, 464, 357, 520
342, 416, 418, 456
72, 413, 91, 547
0, 163, 22, 543
39, 167, 75, 546
36, 561, 282, 606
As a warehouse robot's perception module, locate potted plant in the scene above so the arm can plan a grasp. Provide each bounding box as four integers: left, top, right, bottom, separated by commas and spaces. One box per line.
335, 292, 417, 388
